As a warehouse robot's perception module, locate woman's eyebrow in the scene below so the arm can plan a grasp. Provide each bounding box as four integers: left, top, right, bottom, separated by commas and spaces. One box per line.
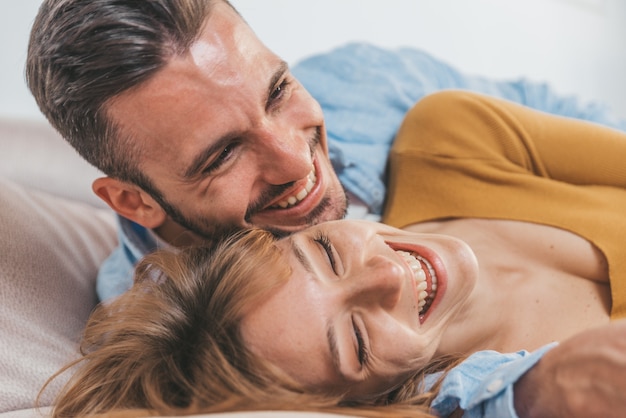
287, 237, 343, 373
287, 236, 313, 274
327, 321, 341, 372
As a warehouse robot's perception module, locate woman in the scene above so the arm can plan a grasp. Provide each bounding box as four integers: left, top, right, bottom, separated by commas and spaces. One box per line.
45, 229, 452, 418
47, 91, 626, 416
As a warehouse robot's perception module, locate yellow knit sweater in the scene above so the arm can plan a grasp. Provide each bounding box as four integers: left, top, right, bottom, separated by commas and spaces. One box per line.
383, 90, 626, 318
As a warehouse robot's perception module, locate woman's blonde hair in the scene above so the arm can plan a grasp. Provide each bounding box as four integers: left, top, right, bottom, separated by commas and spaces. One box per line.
43, 229, 461, 418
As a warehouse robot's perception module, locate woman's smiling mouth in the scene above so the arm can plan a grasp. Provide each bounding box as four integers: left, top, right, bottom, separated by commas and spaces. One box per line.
396, 250, 438, 320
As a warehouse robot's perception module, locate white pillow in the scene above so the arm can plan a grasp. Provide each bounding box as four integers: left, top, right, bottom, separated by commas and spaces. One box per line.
0, 117, 106, 208
0, 177, 117, 413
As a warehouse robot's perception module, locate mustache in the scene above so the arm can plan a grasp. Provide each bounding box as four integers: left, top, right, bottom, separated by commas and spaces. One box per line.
246, 182, 295, 218
244, 127, 322, 221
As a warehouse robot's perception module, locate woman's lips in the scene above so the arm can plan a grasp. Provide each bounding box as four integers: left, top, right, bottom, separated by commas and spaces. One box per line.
396, 250, 438, 321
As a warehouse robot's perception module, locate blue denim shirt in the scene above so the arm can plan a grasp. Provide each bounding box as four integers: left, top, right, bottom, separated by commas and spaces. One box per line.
97, 42, 623, 418
428, 343, 557, 417
98, 42, 626, 301
292, 43, 626, 215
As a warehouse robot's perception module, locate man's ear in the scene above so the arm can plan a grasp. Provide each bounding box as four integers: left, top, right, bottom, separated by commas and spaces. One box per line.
92, 177, 167, 229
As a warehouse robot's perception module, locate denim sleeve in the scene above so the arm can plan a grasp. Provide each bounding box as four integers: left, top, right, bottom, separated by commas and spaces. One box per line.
292, 42, 626, 214
96, 215, 160, 301
427, 343, 558, 418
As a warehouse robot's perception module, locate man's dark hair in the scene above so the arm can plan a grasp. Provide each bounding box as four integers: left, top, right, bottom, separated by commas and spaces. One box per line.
26, 0, 231, 193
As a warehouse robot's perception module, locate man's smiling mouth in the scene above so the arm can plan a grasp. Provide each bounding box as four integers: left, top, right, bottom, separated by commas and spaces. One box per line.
270, 166, 317, 209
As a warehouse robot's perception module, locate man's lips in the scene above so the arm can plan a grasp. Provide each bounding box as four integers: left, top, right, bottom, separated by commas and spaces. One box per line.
269, 165, 317, 209
258, 159, 325, 217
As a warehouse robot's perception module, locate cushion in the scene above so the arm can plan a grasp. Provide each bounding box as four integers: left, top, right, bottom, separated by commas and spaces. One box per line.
0, 180, 354, 418
0, 117, 106, 208
0, 177, 117, 413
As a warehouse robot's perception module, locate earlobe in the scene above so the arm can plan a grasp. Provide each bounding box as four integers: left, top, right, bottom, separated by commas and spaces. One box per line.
92, 177, 167, 229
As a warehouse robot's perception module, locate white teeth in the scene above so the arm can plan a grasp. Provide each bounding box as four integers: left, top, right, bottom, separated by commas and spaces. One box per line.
397, 250, 438, 315
296, 189, 308, 201
417, 254, 438, 289
273, 167, 317, 209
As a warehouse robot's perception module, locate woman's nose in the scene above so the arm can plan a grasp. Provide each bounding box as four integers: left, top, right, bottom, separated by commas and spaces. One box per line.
347, 254, 404, 310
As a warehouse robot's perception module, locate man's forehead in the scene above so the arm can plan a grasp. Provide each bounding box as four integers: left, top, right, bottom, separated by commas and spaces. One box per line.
107, 0, 288, 174
192, 1, 262, 70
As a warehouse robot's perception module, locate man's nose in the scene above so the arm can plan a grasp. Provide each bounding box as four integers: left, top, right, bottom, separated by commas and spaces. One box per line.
347, 255, 404, 310
256, 125, 314, 185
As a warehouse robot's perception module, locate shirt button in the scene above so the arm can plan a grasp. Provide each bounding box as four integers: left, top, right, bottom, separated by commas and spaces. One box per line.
487, 378, 504, 393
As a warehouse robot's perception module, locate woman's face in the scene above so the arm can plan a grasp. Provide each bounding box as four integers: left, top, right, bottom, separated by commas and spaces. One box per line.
240, 220, 478, 400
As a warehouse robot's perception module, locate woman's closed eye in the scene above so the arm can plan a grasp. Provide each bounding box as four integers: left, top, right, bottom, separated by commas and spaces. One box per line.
352, 315, 369, 367
314, 232, 338, 274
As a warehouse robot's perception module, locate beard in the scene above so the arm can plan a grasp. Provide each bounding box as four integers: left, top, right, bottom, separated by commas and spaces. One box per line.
153, 180, 348, 243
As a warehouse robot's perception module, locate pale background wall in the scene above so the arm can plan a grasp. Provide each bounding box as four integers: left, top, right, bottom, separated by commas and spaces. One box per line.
3, 0, 626, 123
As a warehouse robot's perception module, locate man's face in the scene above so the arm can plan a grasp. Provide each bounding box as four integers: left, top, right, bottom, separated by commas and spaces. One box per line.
106, 2, 347, 240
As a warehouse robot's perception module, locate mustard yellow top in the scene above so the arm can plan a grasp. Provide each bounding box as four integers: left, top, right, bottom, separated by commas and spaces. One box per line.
383, 90, 626, 318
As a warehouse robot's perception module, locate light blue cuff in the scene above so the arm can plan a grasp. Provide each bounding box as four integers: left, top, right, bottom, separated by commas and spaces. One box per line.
95, 241, 135, 302
96, 215, 162, 301
430, 343, 558, 418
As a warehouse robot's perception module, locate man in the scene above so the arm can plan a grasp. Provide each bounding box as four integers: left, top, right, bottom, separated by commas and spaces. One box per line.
27, 0, 625, 301
28, 0, 349, 299
25, 0, 626, 417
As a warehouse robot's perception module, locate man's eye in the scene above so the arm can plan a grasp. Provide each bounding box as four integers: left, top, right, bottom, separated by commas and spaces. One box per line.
269, 79, 291, 103
313, 232, 337, 274
203, 144, 237, 174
